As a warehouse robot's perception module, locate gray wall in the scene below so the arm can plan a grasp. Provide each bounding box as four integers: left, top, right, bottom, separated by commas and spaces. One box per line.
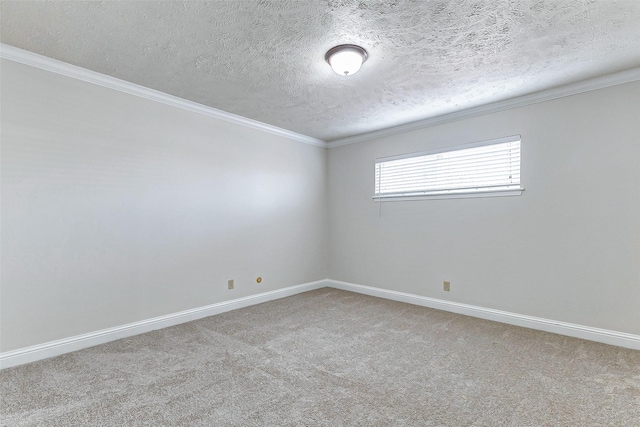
328, 81, 640, 335
3, 57, 638, 354
1, 60, 328, 352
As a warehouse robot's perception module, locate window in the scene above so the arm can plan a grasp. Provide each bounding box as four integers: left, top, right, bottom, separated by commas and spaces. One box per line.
374, 135, 523, 200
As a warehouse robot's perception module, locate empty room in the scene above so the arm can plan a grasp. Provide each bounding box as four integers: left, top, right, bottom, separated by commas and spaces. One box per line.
1, 1, 639, 426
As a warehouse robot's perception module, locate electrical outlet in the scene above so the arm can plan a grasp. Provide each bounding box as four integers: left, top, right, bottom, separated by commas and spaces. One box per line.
443, 281, 450, 292
228, 279, 234, 290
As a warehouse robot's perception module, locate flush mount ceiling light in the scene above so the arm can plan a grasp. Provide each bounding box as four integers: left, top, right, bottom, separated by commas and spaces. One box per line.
325, 44, 368, 76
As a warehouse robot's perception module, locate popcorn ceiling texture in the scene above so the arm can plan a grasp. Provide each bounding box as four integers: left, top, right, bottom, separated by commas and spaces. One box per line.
2, 0, 640, 141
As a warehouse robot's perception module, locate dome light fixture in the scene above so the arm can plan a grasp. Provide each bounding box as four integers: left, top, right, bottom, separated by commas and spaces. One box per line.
325, 44, 368, 76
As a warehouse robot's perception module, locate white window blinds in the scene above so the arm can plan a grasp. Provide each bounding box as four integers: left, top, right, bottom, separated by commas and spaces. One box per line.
374, 135, 522, 199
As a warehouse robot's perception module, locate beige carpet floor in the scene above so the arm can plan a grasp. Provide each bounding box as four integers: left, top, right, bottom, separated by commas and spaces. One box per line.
1, 288, 639, 426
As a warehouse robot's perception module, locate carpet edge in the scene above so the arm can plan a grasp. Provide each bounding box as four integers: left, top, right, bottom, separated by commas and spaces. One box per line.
327, 280, 640, 350
0, 279, 330, 369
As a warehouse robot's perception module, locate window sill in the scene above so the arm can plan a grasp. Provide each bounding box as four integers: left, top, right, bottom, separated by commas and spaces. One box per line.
372, 188, 524, 202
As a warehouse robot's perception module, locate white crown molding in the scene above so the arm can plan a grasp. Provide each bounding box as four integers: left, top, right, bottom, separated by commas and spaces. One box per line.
327, 67, 640, 148
327, 280, 640, 350
0, 44, 328, 148
0, 280, 328, 370
4, 43, 638, 150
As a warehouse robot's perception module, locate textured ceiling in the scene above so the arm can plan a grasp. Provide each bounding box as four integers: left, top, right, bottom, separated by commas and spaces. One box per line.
2, 0, 640, 142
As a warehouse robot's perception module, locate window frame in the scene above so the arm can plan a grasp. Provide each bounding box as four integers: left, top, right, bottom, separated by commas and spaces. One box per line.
373, 135, 524, 201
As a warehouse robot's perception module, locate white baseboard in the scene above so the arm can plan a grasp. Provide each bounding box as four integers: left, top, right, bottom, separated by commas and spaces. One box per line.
3, 278, 636, 369
327, 280, 640, 351
0, 280, 328, 370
